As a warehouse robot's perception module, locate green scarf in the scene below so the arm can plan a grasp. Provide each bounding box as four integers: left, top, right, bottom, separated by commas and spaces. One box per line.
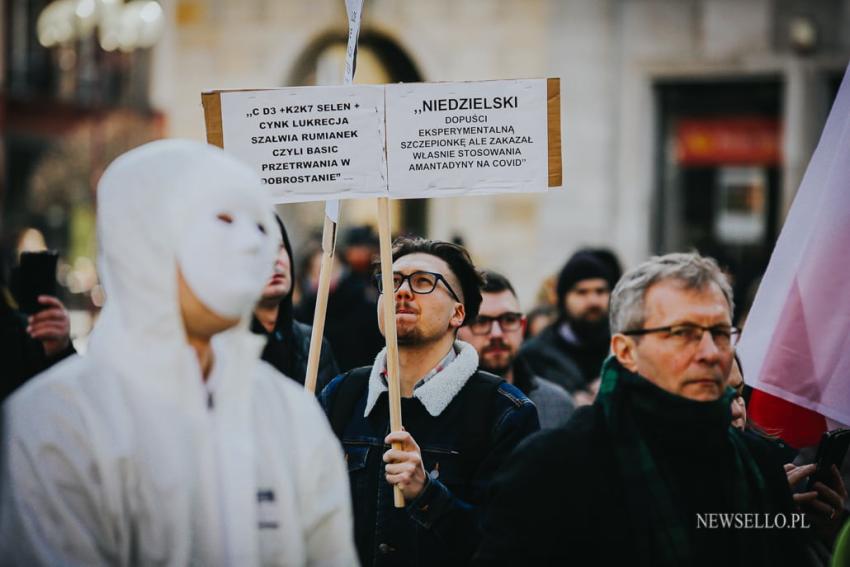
596, 356, 768, 566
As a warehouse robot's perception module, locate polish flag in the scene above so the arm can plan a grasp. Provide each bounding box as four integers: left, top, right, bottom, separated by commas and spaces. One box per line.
738, 63, 850, 449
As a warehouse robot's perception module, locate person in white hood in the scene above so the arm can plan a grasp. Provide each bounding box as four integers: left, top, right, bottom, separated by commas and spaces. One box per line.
0, 140, 358, 566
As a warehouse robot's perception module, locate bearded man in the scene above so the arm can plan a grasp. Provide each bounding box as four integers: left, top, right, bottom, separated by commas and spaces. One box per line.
520, 251, 615, 403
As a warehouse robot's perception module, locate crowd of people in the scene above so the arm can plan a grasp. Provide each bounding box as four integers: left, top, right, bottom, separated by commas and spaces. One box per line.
1, 139, 848, 565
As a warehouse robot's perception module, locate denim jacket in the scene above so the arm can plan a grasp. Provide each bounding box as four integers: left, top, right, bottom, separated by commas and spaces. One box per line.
319, 341, 540, 567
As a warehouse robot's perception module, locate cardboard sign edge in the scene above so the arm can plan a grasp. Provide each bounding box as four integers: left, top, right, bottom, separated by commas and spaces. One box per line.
202, 91, 224, 149
547, 78, 563, 189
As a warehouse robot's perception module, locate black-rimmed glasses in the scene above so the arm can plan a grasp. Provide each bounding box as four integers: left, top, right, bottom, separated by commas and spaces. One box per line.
622, 323, 741, 350
375, 271, 462, 303
466, 312, 524, 335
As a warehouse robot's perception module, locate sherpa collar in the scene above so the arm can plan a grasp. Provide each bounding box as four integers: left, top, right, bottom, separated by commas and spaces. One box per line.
364, 340, 480, 418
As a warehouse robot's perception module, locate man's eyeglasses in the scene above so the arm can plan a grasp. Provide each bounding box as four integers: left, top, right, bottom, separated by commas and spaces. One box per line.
622, 323, 741, 350
466, 312, 524, 335
375, 271, 462, 303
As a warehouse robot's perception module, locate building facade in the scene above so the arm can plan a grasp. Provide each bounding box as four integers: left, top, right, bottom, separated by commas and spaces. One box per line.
5, 0, 850, 310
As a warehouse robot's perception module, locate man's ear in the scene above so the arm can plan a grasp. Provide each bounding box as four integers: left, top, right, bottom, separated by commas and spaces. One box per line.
611, 334, 639, 372
449, 303, 466, 330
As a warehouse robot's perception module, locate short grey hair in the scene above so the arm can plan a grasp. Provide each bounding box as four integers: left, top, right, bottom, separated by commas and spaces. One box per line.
609, 252, 734, 334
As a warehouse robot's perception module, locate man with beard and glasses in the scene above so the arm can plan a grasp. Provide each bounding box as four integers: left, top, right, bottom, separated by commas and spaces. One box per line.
319, 237, 539, 567
459, 271, 574, 429
520, 251, 615, 404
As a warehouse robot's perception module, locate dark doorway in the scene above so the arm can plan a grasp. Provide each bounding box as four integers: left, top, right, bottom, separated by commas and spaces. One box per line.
654, 78, 783, 322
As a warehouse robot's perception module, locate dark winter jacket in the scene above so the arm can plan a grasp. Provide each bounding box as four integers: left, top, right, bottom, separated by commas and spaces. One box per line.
519, 323, 606, 393
1, 297, 75, 402
250, 315, 339, 391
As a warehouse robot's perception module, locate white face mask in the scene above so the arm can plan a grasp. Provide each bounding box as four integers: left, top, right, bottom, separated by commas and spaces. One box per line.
177, 208, 276, 320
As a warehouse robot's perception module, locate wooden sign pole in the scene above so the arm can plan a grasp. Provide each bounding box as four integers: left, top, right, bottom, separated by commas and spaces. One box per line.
303, 213, 337, 393
304, 0, 364, 393
377, 196, 405, 508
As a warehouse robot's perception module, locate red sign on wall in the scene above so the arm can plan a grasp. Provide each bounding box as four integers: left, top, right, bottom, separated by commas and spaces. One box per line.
676, 117, 782, 166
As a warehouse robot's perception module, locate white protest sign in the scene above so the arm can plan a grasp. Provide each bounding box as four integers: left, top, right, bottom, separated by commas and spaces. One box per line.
203, 78, 561, 201
218, 85, 387, 204
385, 79, 551, 199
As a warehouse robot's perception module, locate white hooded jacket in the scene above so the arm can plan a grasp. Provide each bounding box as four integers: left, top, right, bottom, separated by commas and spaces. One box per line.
0, 140, 357, 566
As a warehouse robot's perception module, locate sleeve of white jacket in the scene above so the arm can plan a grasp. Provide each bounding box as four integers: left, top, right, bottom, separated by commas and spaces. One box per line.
0, 390, 117, 566
297, 397, 359, 567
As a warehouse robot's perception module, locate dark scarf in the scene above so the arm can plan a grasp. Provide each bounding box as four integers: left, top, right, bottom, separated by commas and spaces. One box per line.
596, 356, 769, 566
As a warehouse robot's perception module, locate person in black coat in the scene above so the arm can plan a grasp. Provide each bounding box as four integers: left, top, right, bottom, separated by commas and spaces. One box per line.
519, 251, 614, 402
1, 249, 75, 403
1, 291, 75, 402
476, 252, 813, 567
295, 227, 385, 373
251, 216, 339, 391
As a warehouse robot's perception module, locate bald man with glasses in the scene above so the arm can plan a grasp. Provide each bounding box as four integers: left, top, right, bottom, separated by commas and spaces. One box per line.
319, 237, 539, 567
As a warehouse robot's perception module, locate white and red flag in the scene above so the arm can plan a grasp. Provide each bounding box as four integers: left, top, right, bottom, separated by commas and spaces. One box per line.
738, 63, 850, 449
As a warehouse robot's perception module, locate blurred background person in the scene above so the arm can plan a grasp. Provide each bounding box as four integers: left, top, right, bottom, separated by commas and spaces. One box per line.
295, 224, 384, 372
520, 250, 616, 404
251, 215, 339, 391
523, 304, 557, 340
728, 355, 849, 563
1, 236, 75, 402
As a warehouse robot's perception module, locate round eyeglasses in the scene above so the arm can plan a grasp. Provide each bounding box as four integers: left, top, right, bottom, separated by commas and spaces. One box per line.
374, 270, 462, 303
466, 312, 524, 335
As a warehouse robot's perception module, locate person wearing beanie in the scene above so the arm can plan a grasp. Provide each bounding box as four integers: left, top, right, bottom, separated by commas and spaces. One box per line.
519, 250, 615, 402
251, 215, 340, 391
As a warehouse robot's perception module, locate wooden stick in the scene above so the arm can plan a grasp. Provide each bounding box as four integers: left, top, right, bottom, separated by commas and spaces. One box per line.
303, 214, 337, 394
377, 197, 405, 508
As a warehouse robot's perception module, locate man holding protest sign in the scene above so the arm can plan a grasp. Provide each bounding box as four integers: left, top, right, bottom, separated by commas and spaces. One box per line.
320, 237, 539, 567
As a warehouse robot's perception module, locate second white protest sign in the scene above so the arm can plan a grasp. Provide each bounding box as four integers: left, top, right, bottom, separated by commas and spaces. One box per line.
385, 79, 550, 199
